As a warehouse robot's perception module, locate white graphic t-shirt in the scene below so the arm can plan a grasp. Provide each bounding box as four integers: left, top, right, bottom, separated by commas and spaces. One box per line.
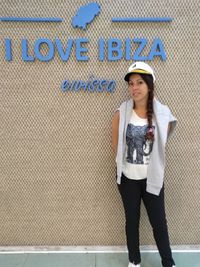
122, 109, 155, 180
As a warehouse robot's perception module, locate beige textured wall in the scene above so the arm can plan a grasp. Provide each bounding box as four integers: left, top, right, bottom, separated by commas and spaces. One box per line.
0, 0, 199, 246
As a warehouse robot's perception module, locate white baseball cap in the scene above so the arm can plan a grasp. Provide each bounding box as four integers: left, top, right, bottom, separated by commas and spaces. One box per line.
124, 61, 155, 82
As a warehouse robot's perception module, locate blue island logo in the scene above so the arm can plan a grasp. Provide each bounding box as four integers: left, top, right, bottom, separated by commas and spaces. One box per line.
72, 2, 101, 30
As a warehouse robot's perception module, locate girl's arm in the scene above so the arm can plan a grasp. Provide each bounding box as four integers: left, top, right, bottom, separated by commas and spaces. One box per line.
112, 111, 119, 158
167, 122, 172, 137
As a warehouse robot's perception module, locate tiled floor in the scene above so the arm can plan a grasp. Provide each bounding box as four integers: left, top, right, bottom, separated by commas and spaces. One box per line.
0, 252, 200, 267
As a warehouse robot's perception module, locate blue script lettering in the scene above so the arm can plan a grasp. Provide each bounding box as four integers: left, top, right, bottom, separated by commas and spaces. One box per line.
61, 76, 116, 93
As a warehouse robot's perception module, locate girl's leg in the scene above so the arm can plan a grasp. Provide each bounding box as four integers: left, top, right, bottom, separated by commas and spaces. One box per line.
117, 173, 142, 265
142, 181, 176, 267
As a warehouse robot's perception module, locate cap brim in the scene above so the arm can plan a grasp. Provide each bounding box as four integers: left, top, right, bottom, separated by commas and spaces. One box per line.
124, 70, 153, 82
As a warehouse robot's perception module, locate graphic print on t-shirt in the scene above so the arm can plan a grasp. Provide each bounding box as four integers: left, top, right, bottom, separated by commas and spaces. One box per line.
126, 123, 155, 165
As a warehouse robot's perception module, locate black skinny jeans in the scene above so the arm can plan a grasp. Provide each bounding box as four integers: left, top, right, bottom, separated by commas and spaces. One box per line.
117, 172, 175, 267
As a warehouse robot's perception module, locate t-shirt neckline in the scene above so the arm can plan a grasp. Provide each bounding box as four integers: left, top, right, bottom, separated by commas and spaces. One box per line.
133, 109, 148, 120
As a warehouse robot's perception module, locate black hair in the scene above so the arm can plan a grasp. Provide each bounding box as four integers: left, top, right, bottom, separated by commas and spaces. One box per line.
128, 73, 155, 142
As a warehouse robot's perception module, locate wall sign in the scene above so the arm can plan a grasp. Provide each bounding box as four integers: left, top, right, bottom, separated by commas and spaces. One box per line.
1, 2, 173, 93
1, 1, 172, 62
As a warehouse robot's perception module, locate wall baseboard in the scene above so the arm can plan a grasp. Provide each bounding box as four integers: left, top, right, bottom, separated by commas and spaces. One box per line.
0, 245, 200, 254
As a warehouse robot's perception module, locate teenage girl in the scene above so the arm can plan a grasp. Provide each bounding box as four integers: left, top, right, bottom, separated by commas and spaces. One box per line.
112, 62, 177, 267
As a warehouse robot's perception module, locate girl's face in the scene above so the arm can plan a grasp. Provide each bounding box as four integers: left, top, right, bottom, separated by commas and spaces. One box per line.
128, 73, 149, 106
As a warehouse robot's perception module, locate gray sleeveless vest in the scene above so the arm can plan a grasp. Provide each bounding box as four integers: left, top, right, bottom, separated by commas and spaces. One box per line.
115, 97, 177, 196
